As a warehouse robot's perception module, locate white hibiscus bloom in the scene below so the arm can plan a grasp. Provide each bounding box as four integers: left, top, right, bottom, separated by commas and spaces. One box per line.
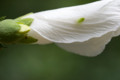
23, 0, 120, 57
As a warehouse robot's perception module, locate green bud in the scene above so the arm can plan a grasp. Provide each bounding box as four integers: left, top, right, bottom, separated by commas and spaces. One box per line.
0, 19, 22, 43
0, 18, 37, 44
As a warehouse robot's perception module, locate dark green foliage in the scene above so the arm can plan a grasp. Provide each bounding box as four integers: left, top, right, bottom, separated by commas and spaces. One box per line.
0, 16, 6, 21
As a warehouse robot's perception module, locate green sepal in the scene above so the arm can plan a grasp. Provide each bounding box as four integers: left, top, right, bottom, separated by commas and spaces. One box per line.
15, 12, 34, 26
16, 18, 34, 26
16, 12, 33, 19
18, 24, 31, 34
18, 36, 38, 44
0, 13, 36, 44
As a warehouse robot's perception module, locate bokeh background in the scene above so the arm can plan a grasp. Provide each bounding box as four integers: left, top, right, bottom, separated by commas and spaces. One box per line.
0, 0, 120, 80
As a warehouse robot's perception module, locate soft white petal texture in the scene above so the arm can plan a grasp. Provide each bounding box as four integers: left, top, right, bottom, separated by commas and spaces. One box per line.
57, 32, 113, 57
28, 29, 52, 44
23, 0, 120, 56
24, 0, 120, 44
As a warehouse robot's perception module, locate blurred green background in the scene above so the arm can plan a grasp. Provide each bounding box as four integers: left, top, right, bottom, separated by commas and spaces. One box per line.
0, 0, 120, 80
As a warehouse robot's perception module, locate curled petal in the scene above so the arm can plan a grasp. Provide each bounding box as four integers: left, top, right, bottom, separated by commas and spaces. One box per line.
57, 32, 113, 57
25, 0, 120, 44
22, 0, 120, 56
28, 28, 52, 44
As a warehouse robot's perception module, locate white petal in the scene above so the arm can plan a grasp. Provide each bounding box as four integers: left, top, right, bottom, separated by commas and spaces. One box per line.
57, 32, 113, 57
23, 15, 52, 44
24, 0, 120, 44
28, 29, 52, 44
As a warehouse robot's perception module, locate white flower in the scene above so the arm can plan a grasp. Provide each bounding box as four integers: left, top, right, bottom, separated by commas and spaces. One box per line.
23, 0, 120, 57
